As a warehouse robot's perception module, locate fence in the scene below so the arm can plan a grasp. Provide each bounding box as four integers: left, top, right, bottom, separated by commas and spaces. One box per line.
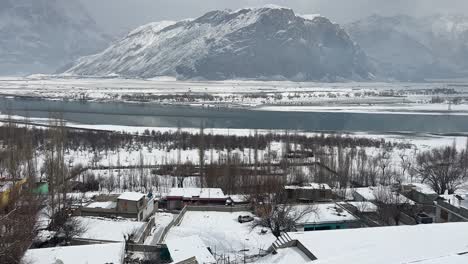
142, 198, 155, 220
135, 217, 156, 244
185, 204, 252, 212
158, 206, 188, 243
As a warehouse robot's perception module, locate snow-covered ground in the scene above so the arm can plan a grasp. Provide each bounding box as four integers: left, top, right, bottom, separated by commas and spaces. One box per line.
166, 211, 276, 261
1, 76, 467, 114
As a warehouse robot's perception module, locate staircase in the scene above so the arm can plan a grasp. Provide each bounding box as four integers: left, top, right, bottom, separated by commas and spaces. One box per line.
271, 232, 294, 251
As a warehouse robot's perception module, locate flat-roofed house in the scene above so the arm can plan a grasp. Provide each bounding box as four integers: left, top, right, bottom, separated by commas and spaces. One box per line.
117, 192, 152, 221
402, 183, 438, 205
166, 188, 227, 210
79, 192, 154, 221
285, 183, 333, 202
268, 222, 468, 264
291, 203, 361, 231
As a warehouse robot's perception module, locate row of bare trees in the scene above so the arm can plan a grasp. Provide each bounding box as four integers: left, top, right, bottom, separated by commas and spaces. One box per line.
0, 119, 41, 264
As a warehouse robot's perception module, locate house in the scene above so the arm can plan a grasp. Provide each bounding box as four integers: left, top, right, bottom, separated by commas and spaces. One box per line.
165, 188, 227, 210
285, 183, 333, 202
435, 193, 468, 222
339, 201, 382, 227
353, 186, 415, 205
291, 203, 361, 231
340, 201, 378, 214
401, 183, 438, 205
79, 192, 155, 221
166, 235, 216, 264
268, 222, 468, 264
23, 242, 125, 264
117, 192, 150, 220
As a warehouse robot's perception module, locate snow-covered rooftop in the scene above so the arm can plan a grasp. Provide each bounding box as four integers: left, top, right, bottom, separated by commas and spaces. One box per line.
117, 192, 145, 201
167, 187, 226, 199
258, 246, 311, 263
342, 201, 378, 213
85, 201, 117, 209
408, 183, 437, 195
285, 183, 331, 190
354, 186, 379, 200
439, 194, 468, 210
76, 217, 145, 242
229, 194, 250, 203
288, 223, 468, 264
23, 242, 125, 264
166, 235, 216, 263
354, 186, 415, 204
292, 203, 357, 225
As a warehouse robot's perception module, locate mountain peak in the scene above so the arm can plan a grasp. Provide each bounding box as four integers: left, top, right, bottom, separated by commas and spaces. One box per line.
64, 8, 373, 81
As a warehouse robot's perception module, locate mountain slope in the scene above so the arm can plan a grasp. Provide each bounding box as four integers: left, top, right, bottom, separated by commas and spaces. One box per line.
0, 0, 111, 75
65, 7, 373, 81
346, 14, 468, 81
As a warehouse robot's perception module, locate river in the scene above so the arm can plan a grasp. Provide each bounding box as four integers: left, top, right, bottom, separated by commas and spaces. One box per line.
1, 97, 468, 134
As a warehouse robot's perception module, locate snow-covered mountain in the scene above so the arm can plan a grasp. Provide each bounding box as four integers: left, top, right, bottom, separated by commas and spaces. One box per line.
0, 0, 111, 75
346, 14, 468, 81
64, 6, 374, 81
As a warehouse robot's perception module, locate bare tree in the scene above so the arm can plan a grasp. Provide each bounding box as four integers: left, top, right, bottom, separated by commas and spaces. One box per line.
198, 122, 205, 188
373, 187, 413, 226
251, 189, 317, 237
415, 145, 468, 194
376, 149, 392, 185
0, 188, 41, 264
58, 217, 88, 245
0, 118, 41, 264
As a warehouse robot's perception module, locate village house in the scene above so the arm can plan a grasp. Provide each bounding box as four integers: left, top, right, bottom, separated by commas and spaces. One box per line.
285, 183, 333, 202
79, 191, 155, 221
401, 183, 438, 205
353, 186, 415, 205
291, 203, 361, 231
339, 201, 382, 227
165, 187, 228, 210
435, 193, 468, 223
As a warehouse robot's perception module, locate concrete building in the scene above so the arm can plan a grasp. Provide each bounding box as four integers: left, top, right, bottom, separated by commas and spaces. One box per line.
291, 203, 361, 231
401, 183, 438, 205
435, 194, 468, 223
285, 183, 333, 202
165, 188, 228, 210
79, 192, 155, 221
269, 222, 468, 264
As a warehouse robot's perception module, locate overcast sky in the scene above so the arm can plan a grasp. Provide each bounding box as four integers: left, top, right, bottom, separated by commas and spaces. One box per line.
80, 0, 468, 35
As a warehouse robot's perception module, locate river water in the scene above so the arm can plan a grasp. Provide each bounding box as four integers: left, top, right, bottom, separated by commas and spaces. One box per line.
1, 97, 468, 134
